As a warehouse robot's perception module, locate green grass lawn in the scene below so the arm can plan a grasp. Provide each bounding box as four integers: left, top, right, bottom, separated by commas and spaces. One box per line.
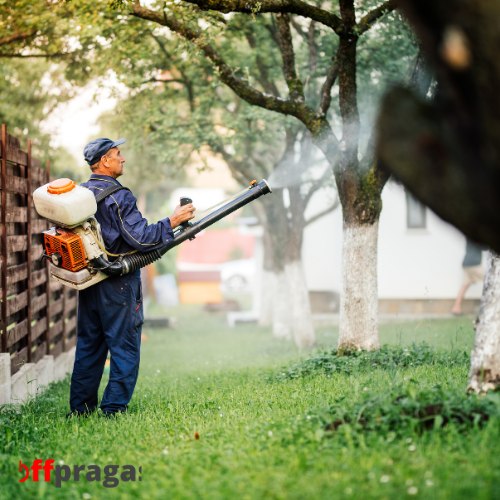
1, 307, 499, 500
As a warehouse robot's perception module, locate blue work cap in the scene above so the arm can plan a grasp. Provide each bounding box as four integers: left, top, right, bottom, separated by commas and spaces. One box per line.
83, 137, 126, 166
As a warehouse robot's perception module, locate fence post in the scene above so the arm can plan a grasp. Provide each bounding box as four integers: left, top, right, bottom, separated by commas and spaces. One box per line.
1, 124, 7, 354
45, 159, 50, 355
26, 139, 32, 362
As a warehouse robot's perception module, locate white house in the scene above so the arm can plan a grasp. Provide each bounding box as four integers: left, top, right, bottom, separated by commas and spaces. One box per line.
302, 180, 484, 314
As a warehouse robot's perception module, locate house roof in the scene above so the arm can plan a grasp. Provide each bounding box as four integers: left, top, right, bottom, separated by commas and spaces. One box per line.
176, 228, 254, 264
178, 271, 221, 283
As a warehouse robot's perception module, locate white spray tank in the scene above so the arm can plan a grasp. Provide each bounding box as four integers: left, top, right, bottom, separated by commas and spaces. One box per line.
33, 178, 109, 290
33, 178, 96, 226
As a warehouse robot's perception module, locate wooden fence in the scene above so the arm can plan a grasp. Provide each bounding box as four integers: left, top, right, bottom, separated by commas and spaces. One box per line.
1, 125, 78, 376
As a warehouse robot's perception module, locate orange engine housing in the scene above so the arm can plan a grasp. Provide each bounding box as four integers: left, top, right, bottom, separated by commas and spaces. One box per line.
43, 227, 87, 272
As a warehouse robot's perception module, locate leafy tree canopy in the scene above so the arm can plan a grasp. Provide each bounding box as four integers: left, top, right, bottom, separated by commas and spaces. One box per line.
0, 58, 78, 176
37, 1, 417, 186
1, 1, 417, 187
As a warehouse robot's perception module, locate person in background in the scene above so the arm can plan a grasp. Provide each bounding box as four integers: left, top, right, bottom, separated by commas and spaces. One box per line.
451, 238, 487, 315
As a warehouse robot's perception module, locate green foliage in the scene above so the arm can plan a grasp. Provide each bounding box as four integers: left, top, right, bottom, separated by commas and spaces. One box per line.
313, 385, 500, 440
29, 0, 416, 182
92, 110, 188, 198
2, 0, 418, 194
275, 343, 470, 380
92, 22, 289, 185
0, 59, 79, 176
0, 0, 77, 58
2, 0, 419, 199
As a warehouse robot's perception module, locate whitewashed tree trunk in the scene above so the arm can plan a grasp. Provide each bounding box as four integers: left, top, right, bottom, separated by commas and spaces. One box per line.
285, 259, 316, 348
259, 269, 275, 326
272, 270, 292, 340
338, 221, 380, 351
467, 251, 500, 393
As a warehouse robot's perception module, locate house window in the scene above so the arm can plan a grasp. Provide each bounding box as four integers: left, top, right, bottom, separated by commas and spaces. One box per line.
406, 190, 426, 228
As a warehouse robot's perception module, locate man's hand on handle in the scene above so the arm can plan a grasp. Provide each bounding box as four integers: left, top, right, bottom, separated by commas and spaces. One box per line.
169, 203, 196, 229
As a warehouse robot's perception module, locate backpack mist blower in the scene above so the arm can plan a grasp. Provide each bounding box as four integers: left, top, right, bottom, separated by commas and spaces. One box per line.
33, 178, 272, 290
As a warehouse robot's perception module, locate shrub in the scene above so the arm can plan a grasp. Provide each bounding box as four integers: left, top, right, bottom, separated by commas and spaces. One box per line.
315, 385, 500, 437
274, 343, 469, 380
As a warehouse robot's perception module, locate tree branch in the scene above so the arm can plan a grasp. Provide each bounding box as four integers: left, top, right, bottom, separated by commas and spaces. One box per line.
0, 30, 36, 46
131, 3, 320, 128
149, 33, 196, 112
307, 20, 318, 72
0, 52, 71, 58
305, 198, 340, 226
318, 47, 340, 116
218, 147, 255, 184
303, 167, 334, 206
245, 31, 281, 96
145, 76, 184, 83
276, 13, 305, 101
179, 0, 345, 33
289, 17, 308, 41
150, 32, 171, 59
356, 0, 397, 35
290, 19, 318, 70
263, 21, 281, 46
143, 75, 193, 98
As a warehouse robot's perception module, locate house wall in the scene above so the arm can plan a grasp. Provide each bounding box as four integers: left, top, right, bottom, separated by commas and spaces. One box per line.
301, 182, 484, 300
302, 186, 342, 292
378, 182, 483, 299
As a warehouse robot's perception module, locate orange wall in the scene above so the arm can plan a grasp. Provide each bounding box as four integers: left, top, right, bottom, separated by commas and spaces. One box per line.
178, 282, 223, 304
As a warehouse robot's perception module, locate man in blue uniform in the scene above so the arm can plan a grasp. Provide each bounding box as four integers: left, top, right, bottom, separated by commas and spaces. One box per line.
67, 137, 195, 418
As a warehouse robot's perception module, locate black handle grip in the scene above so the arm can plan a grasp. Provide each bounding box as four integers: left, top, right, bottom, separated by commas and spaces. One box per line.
179, 197, 193, 230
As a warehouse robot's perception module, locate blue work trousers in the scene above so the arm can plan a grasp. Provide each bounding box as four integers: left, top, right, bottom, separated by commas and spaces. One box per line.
70, 270, 144, 415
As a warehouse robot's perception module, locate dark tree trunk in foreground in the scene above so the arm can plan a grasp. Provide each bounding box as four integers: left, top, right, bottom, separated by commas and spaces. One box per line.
376, 0, 500, 391
377, 0, 500, 255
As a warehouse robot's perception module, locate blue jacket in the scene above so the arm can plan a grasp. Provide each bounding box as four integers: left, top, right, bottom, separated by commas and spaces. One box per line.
81, 174, 175, 257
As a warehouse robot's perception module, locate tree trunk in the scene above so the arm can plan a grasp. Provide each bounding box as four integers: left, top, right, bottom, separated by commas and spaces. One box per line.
334, 21, 382, 351
272, 269, 292, 340
261, 189, 294, 340
338, 219, 380, 352
285, 259, 315, 347
284, 185, 315, 348
258, 229, 275, 326
467, 251, 500, 393
259, 268, 275, 327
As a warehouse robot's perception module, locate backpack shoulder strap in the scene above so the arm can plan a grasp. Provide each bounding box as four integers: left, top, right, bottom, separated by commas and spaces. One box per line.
93, 185, 130, 203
